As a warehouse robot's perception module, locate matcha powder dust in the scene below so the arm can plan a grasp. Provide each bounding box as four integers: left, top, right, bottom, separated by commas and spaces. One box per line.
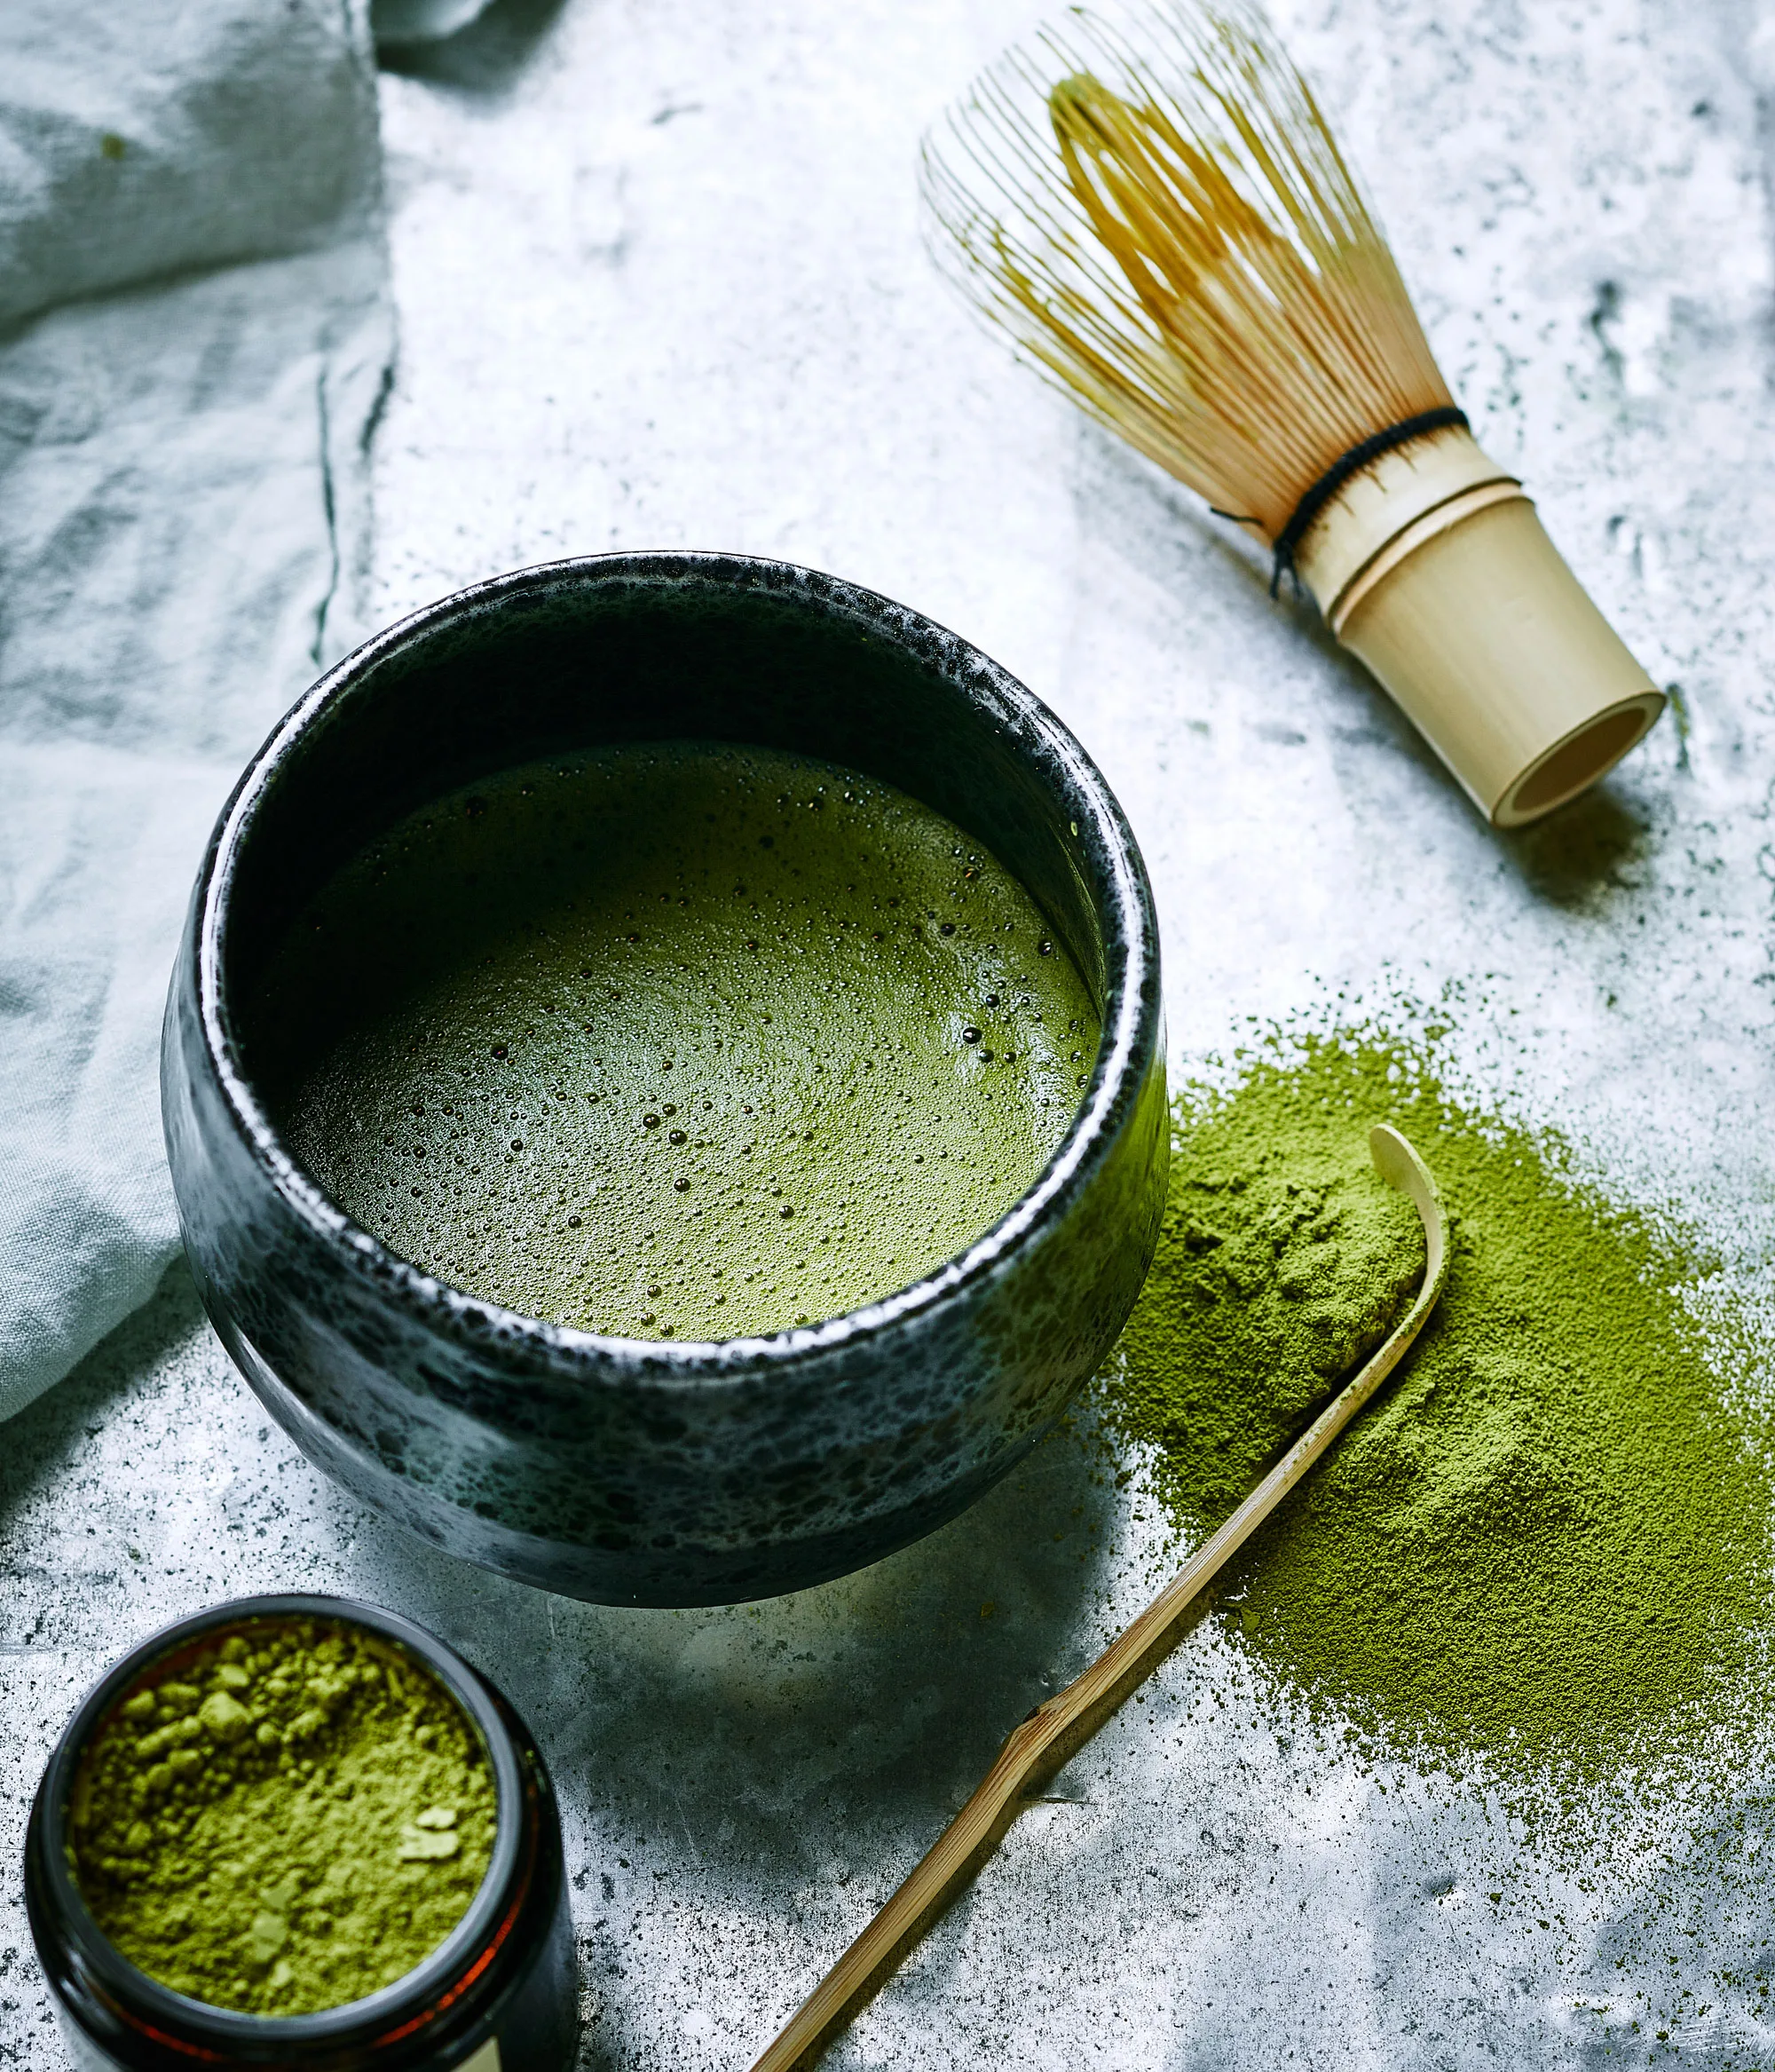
1100, 1030, 1773, 1783
69, 1618, 496, 2014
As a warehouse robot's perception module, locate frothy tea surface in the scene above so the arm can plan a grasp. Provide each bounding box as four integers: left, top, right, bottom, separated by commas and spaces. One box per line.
259, 745, 1100, 1340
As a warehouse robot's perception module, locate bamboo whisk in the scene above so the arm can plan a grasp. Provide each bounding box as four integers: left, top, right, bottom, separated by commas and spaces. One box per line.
921, 0, 1664, 829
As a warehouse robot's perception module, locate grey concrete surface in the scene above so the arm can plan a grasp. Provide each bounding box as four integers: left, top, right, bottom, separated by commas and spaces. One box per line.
9, 0, 1775, 2065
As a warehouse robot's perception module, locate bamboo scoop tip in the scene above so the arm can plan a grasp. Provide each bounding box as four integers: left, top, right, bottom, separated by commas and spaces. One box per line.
1366, 1119, 1420, 1186
1367, 1121, 1448, 1294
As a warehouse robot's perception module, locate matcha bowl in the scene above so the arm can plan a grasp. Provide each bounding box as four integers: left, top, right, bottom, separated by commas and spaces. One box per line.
162, 554, 1168, 1605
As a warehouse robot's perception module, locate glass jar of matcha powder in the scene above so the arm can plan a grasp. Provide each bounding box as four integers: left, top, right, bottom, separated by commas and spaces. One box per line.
25, 1595, 577, 2070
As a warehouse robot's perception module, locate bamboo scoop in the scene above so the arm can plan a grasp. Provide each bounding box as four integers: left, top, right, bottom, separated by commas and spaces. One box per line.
750, 1123, 1448, 2072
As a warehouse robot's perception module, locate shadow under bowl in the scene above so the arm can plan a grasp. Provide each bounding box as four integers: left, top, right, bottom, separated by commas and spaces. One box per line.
162, 553, 1169, 1606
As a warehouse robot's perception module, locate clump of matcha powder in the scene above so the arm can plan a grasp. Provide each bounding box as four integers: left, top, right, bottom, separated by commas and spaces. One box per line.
69, 1617, 496, 2013
1100, 1028, 1772, 1782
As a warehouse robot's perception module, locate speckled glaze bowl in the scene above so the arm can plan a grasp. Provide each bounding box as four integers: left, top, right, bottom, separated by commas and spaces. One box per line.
162, 553, 1168, 1606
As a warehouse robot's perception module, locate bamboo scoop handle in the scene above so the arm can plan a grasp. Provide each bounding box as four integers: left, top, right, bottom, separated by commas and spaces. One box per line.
748, 1124, 1448, 2072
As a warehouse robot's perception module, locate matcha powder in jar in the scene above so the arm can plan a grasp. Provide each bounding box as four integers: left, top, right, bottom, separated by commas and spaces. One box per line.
28, 1596, 580, 2068
67, 1614, 497, 2015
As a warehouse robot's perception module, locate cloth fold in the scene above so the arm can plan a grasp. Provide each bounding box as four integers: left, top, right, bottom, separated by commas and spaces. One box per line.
0, 0, 394, 1419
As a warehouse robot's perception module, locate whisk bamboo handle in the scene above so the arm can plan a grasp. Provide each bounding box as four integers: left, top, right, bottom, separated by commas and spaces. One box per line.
1291, 424, 1664, 828
748, 1125, 1448, 2072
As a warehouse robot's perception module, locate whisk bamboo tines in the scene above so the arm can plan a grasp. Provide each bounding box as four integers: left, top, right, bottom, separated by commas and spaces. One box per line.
922, 0, 1664, 830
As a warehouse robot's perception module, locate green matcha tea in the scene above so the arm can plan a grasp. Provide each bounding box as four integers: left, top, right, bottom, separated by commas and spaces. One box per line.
259, 744, 1100, 1340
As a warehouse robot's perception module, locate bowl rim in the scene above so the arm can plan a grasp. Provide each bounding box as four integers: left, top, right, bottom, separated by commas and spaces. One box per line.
185, 550, 1162, 1391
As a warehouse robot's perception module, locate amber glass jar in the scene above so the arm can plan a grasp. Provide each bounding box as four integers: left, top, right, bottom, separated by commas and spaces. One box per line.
25, 1594, 577, 2070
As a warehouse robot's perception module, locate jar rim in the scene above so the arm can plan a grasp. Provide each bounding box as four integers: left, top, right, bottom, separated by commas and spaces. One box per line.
33, 1593, 527, 2054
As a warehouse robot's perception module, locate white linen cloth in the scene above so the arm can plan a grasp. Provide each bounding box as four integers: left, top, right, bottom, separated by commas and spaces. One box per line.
0, 0, 393, 1419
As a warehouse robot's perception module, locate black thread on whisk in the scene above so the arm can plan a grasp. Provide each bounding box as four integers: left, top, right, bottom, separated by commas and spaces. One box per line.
1213, 407, 1471, 600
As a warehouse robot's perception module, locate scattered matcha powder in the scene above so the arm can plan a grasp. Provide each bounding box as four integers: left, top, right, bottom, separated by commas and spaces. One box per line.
1100, 1029, 1772, 1781
69, 1617, 496, 2014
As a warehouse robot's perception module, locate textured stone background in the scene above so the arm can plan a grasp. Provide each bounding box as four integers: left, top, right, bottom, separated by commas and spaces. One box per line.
7, 0, 1775, 2064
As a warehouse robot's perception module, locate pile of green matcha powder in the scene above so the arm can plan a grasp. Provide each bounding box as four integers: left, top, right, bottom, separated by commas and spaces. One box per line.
1101, 1029, 1772, 1783
70, 1618, 496, 2014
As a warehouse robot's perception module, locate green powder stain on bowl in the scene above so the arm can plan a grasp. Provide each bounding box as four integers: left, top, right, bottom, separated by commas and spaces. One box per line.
67, 1618, 496, 2014
1100, 1029, 1771, 1781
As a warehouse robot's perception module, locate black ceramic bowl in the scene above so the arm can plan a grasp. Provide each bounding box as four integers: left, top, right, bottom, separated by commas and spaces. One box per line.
162, 554, 1168, 1606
